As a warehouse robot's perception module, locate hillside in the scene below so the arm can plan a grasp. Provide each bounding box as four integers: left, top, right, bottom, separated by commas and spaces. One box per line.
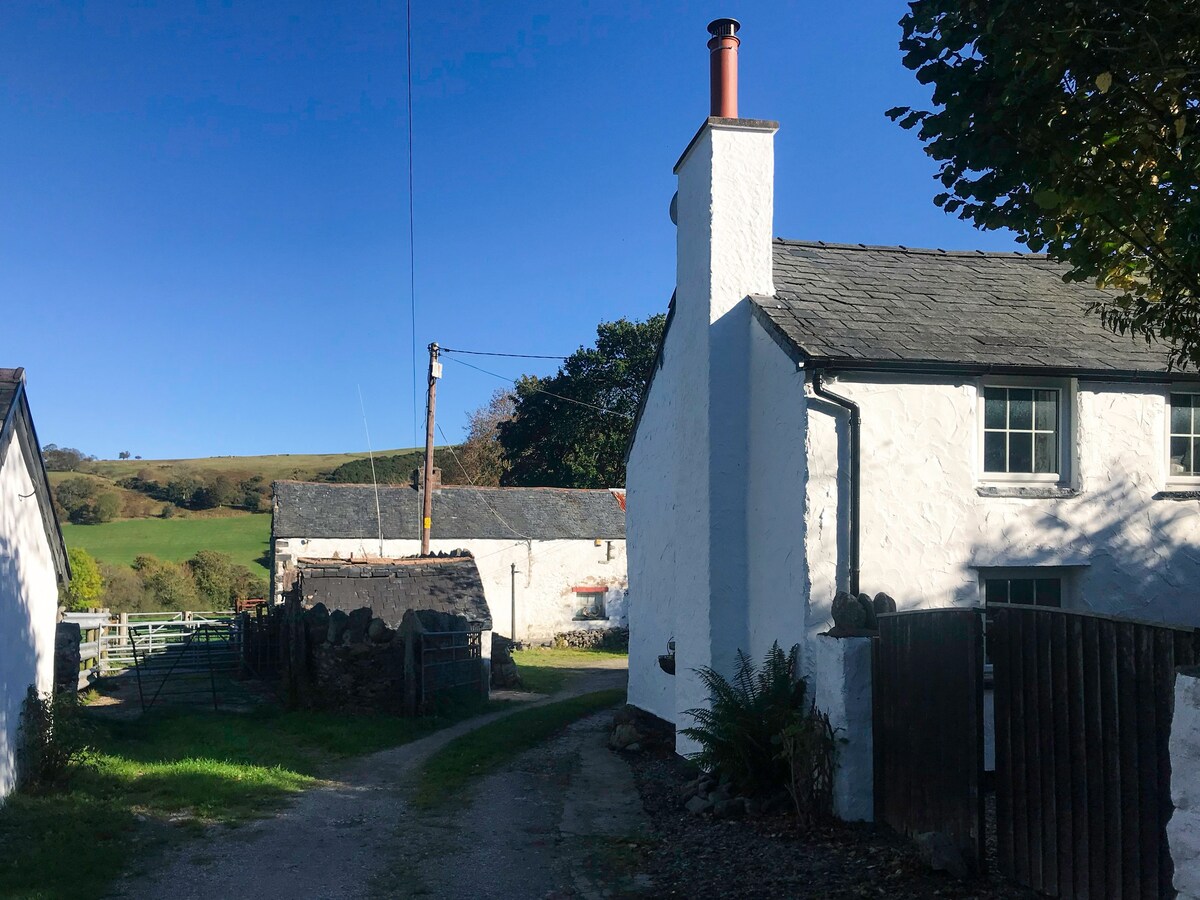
86, 448, 421, 484
62, 513, 271, 572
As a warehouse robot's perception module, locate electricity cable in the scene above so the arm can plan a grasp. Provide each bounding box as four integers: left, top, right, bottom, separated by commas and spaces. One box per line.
441, 355, 634, 419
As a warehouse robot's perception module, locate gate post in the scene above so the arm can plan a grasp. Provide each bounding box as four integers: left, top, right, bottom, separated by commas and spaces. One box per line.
812, 634, 874, 821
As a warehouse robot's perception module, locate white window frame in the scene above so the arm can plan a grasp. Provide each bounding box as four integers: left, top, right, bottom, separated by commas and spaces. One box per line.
1166, 390, 1200, 486
977, 377, 1075, 485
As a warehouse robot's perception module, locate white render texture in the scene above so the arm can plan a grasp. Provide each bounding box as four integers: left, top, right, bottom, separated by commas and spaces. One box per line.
0, 437, 58, 801
1170, 669, 1200, 899
627, 117, 778, 751
276, 537, 626, 643
811, 635, 874, 821
804, 376, 1200, 628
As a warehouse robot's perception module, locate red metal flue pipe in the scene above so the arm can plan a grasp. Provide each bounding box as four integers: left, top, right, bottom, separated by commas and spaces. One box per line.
707, 18, 740, 118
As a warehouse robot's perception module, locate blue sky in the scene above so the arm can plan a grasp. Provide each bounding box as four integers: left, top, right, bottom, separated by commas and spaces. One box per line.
0, 1, 1018, 459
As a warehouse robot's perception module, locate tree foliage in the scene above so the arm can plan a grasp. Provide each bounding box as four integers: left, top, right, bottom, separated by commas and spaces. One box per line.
64, 547, 103, 610
890, 1, 1200, 367
325, 449, 467, 485
54, 477, 119, 524
41, 445, 95, 472
457, 390, 514, 486
497, 315, 664, 488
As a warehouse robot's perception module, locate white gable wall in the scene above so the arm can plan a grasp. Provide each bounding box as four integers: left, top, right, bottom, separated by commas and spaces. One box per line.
0, 433, 59, 801
804, 374, 1200, 627
275, 536, 626, 643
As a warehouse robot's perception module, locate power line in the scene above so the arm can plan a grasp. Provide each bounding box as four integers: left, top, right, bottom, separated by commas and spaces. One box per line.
406, 0, 419, 447
441, 347, 569, 360
441, 355, 634, 419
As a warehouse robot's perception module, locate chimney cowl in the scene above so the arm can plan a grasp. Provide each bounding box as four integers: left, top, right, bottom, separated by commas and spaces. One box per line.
707, 17, 741, 118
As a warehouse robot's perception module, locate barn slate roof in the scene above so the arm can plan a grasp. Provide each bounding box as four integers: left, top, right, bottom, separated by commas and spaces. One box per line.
296, 555, 492, 629
752, 240, 1195, 378
272, 481, 626, 541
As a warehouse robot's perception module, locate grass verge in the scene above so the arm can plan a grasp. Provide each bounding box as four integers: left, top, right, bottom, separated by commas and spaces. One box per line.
413, 688, 625, 809
0, 699, 496, 900
511, 647, 628, 696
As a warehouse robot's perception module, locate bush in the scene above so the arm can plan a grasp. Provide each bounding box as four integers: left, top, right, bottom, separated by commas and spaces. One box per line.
681, 641, 836, 819
132, 555, 201, 610
17, 688, 93, 792
99, 562, 150, 613
64, 548, 103, 610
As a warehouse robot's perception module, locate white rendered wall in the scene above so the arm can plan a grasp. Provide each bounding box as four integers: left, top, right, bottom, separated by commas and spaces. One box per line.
1170, 669, 1200, 899
275, 537, 626, 643
627, 118, 776, 750
804, 376, 1200, 627
0, 439, 59, 801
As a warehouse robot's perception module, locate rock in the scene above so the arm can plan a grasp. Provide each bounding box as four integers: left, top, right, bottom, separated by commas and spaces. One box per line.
745, 797, 766, 817
609, 722, 643, 750
490, 661, 521, 689
685, 795, 713, 816
710, 783, 733, 804
678, 779, 702, 802
326, 610, 349, 645
873, 592, 897, 615
857, 593, 877, 629
367, 617, 390, 643
345, 607, 373, 644
713, 797, 747, 819
624, 742, 642, 753
914, 831, 970, 879
831, 591, 866, 629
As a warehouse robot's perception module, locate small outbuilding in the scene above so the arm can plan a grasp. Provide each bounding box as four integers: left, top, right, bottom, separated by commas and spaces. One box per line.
0, 368, 70, 801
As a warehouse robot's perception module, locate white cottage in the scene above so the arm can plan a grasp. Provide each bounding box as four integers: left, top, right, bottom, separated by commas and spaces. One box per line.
626, 20, 1200, 770
0, 368, 70, 801
272, 479, 627, 643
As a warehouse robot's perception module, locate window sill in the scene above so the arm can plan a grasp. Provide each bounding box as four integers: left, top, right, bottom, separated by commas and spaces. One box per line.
1154, 490, 1200, 501
976, 485, 1080, 499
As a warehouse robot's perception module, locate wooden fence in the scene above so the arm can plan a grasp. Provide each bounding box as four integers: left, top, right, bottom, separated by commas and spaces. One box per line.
991, 605, 1200, 898
873, 608, 986, 874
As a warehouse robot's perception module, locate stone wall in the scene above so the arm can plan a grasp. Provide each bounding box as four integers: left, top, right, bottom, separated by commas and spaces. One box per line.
53, 622, 80, 695
1170, 667, 1200, 898
552, 626, 629, 651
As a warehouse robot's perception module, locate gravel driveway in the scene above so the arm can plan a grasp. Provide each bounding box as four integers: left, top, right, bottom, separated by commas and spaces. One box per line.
106, 662, 630, 900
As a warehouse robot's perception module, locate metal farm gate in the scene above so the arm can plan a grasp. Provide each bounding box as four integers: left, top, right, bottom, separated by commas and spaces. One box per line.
418, 629, 483, 709
874, 604, 1200, 898
873, 608, 987, 873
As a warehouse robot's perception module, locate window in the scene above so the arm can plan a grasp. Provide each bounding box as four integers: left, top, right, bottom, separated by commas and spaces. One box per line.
983, 386, 1061, 477
1170, 393, 1200, 478
574, 587, 606, 620
984, 576, 1062, 608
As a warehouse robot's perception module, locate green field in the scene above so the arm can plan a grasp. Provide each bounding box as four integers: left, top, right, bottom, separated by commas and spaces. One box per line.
85, 447, 420, 483
62, 514, 271, 572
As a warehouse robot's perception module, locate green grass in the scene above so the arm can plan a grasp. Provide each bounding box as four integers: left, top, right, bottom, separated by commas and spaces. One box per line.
62, 513, 272, 572
414, 688, 626, 808
0, 700, 496, 900
511, 647, 628, 695
84, 447, 421, 483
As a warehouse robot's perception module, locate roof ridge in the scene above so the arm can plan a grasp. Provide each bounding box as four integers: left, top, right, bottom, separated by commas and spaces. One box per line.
275, 479, 621, 494
773, 238, 1048, 261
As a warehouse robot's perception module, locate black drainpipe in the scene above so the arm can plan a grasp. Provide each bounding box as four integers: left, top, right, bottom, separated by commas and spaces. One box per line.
811, 372, 861, 596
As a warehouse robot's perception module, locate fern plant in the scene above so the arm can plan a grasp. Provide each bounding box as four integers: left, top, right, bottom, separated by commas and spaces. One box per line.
681, 642, 812, 796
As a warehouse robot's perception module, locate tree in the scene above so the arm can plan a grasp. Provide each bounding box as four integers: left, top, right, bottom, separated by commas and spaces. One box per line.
132, 555, 201, 611
55, 477, 97, 518
118, 451, 131, 460
890, 1, 1200, 367
187, 550, 234, 608
458, 390, 515, 486
498, 315, 665, 488
63, 548, 103, 610
41, 445, 94, 472
99, 562, 150, 613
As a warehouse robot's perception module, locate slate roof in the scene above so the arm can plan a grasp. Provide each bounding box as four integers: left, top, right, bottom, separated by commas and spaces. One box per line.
273, 481, 626, 541
753, 240, 1193, 378
296, 555, 492, 629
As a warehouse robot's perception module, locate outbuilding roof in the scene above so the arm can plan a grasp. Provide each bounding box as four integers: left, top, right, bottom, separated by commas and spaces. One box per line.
752, 240, 1192, 378
272, 481, 626, 541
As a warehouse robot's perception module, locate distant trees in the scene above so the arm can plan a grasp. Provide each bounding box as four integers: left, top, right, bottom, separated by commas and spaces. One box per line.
325, 449, 468, 485
118, 451, 131, 460
457, 390, 514, 486
496, 315, 664, 488
97, 551, 267, 613
42, 445, 95, 472
63, 548, 103, 611
53, 477, 120, 524
118, 469, 272, 513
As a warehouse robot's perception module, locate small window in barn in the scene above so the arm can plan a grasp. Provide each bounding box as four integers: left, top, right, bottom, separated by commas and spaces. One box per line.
1169, 393, 1200, 479
574, 587, 606, 620
981, 572, 1065, 667
981, 384, 1064, 479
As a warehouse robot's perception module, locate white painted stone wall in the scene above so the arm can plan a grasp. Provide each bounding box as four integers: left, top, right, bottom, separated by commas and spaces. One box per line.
1170, 669, 1200, 899
804, 375, 1200, 627
810, 635, 874, 821
627, 117, 777, 752
275, 537, 626, 643
0, 438, 59, 801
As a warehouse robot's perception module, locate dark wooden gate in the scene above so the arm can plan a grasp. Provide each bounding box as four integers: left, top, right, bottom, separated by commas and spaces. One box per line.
874, 608, 986, 873
990, 605, 1200, 898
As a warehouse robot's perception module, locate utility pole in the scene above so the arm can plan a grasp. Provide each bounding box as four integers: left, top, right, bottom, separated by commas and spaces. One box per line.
420, 342, 441, 555
510, 562, 518, 642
